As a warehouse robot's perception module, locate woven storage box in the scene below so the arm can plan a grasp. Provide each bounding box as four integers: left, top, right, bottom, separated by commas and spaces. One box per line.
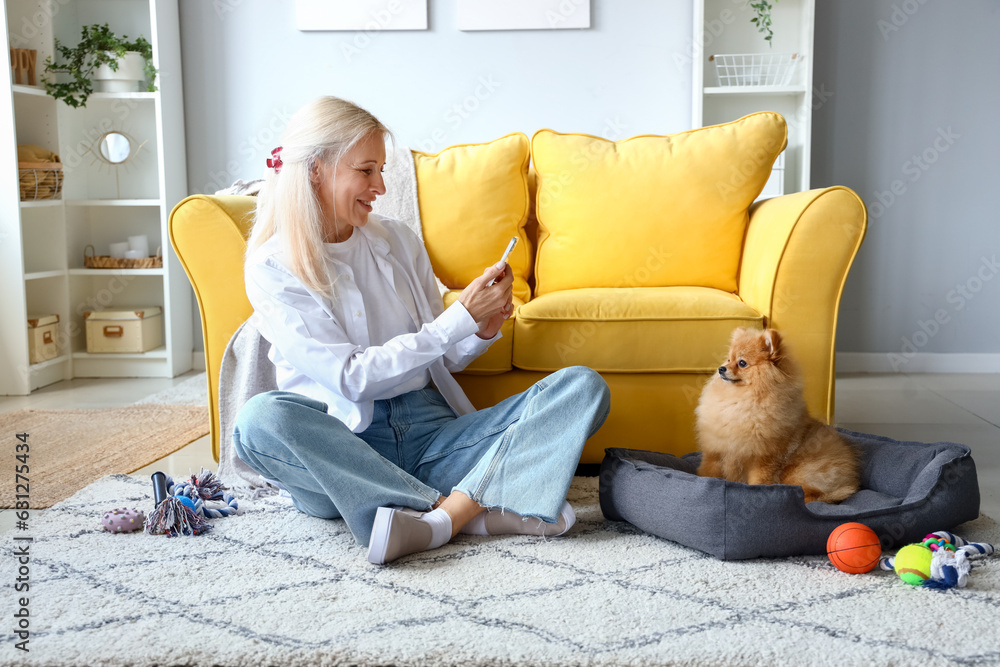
19, 162, 64, 200
84, 307, 163, 353
84, 245, 163, 270
27, 314, 60, 364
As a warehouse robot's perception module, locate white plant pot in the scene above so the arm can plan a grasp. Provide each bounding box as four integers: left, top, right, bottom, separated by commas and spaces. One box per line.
92, 51, 147, 93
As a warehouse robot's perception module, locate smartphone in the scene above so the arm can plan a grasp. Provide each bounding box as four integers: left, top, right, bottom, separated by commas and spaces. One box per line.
487, 236, 518, 286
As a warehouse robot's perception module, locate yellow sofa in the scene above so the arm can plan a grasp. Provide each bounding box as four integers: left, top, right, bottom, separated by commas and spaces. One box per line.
169, 112, 867, 465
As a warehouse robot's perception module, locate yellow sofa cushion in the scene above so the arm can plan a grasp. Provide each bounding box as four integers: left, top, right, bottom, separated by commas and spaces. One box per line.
513, 286, 764, 373
442, 291, 524, 374
413, 133, 532, 304
530, 112, 787, 295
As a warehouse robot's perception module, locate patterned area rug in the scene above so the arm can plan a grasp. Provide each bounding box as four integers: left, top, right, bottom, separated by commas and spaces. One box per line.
4, 475, 999, 666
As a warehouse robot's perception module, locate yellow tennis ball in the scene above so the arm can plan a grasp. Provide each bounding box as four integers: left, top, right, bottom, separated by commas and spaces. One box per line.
894, 544, 933, 585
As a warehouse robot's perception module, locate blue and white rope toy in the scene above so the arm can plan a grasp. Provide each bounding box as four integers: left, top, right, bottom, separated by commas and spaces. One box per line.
144, 469, 238, 537
168, 469, 239, 519
879, 531, 994, 590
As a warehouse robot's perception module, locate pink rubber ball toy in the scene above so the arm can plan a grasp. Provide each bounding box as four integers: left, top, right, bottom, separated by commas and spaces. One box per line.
101, 508, 145, 533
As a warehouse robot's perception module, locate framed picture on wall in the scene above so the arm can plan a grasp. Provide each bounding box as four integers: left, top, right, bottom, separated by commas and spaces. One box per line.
457, 0, 591, 31
295, 0, 428, 31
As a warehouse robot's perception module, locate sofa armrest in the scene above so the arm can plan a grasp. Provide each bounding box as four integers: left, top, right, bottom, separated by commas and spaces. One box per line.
738, 186, 867, 422
169, 194, 258, 461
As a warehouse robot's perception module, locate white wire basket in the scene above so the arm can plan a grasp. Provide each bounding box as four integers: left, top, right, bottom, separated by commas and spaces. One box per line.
710, 53, 801, 87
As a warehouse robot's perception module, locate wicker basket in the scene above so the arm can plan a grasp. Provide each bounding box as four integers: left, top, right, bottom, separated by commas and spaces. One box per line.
19, 162, 64, 200
84, 244, 163, 269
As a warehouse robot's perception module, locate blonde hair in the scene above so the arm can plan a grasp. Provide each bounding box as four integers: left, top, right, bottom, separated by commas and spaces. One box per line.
246, 96, 391, 299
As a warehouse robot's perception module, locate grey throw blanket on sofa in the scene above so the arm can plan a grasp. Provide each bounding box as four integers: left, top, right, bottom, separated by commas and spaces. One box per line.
217, 318, 279, 496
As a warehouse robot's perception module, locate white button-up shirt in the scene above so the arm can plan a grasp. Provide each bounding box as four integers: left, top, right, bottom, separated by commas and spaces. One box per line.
244, 214, 498, 433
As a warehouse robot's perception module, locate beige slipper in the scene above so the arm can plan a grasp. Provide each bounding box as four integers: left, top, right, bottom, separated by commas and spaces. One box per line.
367, 507, 432, 565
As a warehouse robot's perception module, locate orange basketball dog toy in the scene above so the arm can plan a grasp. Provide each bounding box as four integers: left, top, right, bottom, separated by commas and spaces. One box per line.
827, 522, 882, 574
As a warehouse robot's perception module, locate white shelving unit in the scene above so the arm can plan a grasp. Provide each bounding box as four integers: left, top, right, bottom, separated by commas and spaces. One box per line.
692, 0, 815, 197
1, 0, 190, 394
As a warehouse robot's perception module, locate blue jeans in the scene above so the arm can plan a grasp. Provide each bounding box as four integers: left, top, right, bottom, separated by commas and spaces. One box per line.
232, 366, 610, 546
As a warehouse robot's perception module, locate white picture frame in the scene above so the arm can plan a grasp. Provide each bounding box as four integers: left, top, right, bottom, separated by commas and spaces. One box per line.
457, 0, 591, 31
295, 0, 428, 31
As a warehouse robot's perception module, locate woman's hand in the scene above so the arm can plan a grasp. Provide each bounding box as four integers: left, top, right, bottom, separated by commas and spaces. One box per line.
458, 262, 514, 340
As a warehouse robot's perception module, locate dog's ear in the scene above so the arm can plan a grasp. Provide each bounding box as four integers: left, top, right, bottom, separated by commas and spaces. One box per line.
763, 329, 783, 362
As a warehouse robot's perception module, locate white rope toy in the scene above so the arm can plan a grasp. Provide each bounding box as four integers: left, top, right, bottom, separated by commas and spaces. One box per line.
167, 469, 239, 518
926, 532, 994, 589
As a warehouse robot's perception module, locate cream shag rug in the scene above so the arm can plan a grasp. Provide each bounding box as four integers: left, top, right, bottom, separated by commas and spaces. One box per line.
133, 372, 208, 407
4, 475, 999, 666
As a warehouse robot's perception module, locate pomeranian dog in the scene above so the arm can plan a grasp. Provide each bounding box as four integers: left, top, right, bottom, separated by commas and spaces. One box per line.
695, 327, 859, 503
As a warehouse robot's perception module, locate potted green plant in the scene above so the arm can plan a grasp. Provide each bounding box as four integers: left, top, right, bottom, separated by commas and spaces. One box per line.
42, 24, 158, 108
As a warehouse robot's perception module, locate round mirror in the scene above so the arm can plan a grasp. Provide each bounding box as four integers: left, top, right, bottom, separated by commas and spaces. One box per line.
88, 128, 147, 197
99, 132, 133, 164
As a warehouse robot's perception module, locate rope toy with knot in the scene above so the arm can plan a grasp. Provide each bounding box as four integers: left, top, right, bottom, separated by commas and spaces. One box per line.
168, 469, 239, 519
879, 531, 994, 589
144, 469, 239, 537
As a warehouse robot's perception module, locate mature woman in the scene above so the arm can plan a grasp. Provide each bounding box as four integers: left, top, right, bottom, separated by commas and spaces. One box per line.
233, 96, 610, 565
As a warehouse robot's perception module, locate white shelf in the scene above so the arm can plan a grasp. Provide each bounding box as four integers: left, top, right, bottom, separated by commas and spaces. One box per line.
69, 268, 164, 276
12, 84, 49, 98
29, 354, 69, 372
704, 85, 807, 95
25, 270, 67, 280
28, 354, 70, 389
73, 345, 167, 360
2, 0, 191, 394
692, 0, 815, 198
12, 87, 157, 102
88, 91, 158, 102
65, 199, 163, 207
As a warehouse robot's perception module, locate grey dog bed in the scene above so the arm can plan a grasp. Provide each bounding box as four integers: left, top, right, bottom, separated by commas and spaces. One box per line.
599, 429, 981, 560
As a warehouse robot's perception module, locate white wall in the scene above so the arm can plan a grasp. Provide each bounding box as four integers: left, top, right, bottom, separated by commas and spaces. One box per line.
178, 0, 1000, 367
178, 0, 692, 353
179, 0, 692, 193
